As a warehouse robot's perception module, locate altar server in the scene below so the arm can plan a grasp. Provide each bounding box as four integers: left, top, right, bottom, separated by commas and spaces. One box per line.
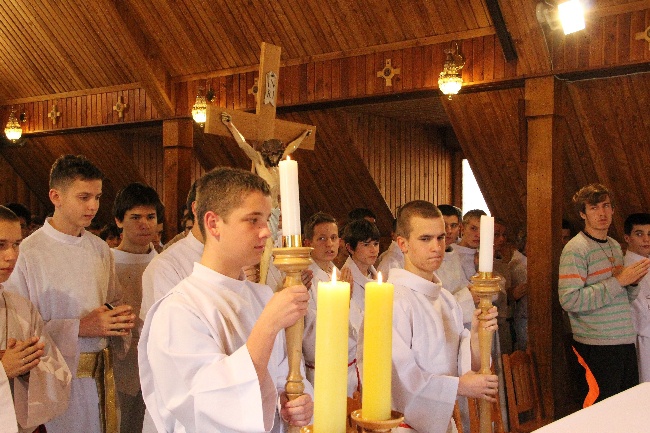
0, 206, 71, 433
386, 200, 498, 433
5, 155, 135, 433
140, 167, 313, 433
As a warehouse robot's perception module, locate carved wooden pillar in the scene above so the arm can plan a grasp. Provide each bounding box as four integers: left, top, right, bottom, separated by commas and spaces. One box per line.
525, 76, 570, 419
162, 118, 193, 244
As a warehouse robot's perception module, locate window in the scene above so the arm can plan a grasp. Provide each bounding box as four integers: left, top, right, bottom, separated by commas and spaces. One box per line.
462, 159, 490, 215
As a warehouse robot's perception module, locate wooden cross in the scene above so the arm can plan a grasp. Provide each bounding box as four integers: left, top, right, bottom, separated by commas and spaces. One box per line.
113, 96, 128, 118
204, 42, 316, 150
48, 104, 61, 125
377, 58, 401, 86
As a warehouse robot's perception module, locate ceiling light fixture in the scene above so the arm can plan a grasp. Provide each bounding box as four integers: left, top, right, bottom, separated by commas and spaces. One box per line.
536, 0, 585, 35
191, 86, 207, 127
438, 41, 465, 100
4, 107, 22, 142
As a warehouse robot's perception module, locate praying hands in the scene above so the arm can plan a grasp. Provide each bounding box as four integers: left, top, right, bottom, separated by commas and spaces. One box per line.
79, 304, 135, 337
0, 336, 44, 378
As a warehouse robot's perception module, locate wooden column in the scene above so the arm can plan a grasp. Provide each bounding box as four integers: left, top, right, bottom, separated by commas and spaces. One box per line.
162, 118, 194, 243
525, 76, 569, 419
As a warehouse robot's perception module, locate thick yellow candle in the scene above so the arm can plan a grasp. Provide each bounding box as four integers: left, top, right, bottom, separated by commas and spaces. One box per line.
362, 272, 394, 420
313, 270, 350, 433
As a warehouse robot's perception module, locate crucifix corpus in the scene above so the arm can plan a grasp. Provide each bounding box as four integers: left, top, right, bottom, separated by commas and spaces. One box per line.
204, 42, 316, 285
204, 42, 317, 433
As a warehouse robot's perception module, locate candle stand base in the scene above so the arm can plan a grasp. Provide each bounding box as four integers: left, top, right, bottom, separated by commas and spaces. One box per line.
470, 271, 501, 433
350, 410, 404, 433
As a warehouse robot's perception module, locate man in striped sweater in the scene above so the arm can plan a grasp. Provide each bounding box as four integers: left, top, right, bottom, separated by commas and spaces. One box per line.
559, 183, 650, 403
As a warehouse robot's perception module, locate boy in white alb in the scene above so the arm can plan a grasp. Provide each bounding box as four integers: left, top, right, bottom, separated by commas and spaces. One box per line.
139, 167, 313, 433
111, 182, 163, 433
624, 213, 650, 383
5, 155, 135, 433
302, 212, 357, 396
0, 206, 71, 433
386, 200, 498, 433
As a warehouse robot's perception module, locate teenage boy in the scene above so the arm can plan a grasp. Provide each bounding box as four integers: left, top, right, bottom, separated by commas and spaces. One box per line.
624, 213, 650, 382
436, 204, 475, 328
6, 154, 135, 432
0, 205, 71, 433
559, 184, 650, 402
377, 218, 404, 277
386, 200, 498, 433
302, 212, 357, 396
456, 209, 487, 281
112, 182, 163, 433
139, 167, 313, 432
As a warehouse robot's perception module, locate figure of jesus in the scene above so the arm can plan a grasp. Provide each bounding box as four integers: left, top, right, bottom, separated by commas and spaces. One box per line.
221, 112, 312, 210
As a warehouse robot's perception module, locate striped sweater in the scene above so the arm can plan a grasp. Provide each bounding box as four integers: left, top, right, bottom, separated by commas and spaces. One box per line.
559, 232, 639, 345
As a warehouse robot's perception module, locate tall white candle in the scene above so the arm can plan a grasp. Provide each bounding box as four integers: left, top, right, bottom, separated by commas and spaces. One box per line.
478, 215, 494, 273
278, 156, 301, 236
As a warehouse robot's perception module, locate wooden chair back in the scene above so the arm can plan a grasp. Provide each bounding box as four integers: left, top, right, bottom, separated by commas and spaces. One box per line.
502, 349, 551, 432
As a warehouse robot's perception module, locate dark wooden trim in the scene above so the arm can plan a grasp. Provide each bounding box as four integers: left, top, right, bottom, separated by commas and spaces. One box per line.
485, 0, 518, 61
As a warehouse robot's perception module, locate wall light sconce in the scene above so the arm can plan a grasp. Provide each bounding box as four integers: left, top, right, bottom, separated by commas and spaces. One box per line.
191, 86, 207, 127
438, 42, 465, 100
536, 0, 585, 35
4, 108, 22, 142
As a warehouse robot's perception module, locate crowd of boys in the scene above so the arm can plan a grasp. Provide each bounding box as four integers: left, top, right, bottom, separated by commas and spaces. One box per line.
1, 152, 648, 433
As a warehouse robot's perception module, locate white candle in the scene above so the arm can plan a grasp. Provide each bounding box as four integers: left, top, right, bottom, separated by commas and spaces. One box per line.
278, 156, 301, 236
478, 215, 494, 273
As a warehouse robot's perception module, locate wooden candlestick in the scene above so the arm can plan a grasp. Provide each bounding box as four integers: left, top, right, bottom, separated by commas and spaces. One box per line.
274, 235, 312, 433
470, 271, 501, 433
350, 410, 404, 433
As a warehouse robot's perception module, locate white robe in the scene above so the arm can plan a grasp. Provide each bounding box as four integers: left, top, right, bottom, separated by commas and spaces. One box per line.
5, 219, 123, 433
450, 245, 478, 281
435, 246, 475, 327
626, 250, 650, 382
303, 262, 359, 397
386, 269, 471, 433
140, 231, 203, 326
377, 241, 405, 277
139, 262, 313, 433
0, 287, 71, 433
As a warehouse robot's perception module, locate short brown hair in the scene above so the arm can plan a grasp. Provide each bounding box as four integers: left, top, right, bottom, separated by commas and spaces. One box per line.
396, 200, 442, 239
195, 167, 271, 238
0, 205, 20, 223
50, 155, 104, 190
304, 212, 336, 240
573, 183, 611, 215
462, 209, 487, 225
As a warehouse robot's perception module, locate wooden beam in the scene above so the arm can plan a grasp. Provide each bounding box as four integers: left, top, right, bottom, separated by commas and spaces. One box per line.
94, 0, 174, 117
163, 119, 194, 242
172, 27, 497, 83
592, 0, 650, 18
525, 75, 570, 420
485, 0, 518, 61
2, 83, 144, 106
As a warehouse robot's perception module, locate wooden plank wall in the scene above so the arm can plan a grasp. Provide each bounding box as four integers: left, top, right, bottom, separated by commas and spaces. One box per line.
550, 9, 650, 72
176, 34, 518, 113
0, 157, 47, 217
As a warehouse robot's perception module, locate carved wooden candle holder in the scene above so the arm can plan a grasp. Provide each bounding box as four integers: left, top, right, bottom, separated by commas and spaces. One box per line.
273, 235, 312, 433
470, 271, 501, 433
349, 409, 404, 433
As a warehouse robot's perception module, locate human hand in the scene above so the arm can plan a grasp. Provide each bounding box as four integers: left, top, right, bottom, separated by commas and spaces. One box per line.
0, 337, 44, 378
470, 306, 498, 335
280, 393, 313, 427
79, 304, 135, 337
220, 112, 232, 125
340, 267, 354, 298
457, 371, 498, 401
614, 258, 650, 286
259, 285, 309, 333
301, 269, 313, 289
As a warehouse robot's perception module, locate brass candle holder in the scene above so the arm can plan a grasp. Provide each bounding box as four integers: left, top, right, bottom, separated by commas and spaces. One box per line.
350, 410, 404, 433
470, 271, 501, 433
274, 235, 312, 433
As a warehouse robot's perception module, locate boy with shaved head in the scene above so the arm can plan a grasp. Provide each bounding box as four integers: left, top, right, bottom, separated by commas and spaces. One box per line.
380, 200, 498, 433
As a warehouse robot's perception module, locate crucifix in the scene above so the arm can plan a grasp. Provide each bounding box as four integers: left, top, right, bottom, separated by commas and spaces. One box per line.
204, 42, 316, 433
204, 42, 317, 284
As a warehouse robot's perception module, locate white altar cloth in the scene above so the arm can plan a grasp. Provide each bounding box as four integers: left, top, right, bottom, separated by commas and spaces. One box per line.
534, 382, 650, 433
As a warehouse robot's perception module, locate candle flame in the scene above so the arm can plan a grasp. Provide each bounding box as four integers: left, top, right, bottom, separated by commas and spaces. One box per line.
377, 271, 383, 284
286, 155, 291, 161
331, 267, 337, 283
